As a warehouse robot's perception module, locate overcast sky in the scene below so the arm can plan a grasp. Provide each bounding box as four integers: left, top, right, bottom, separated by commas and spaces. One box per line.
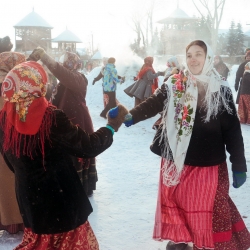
1, 0, 250, 55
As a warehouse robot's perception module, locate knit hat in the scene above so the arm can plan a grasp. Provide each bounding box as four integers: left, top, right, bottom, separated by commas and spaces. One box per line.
108, 57, 116, 64
0, 36, 13, 53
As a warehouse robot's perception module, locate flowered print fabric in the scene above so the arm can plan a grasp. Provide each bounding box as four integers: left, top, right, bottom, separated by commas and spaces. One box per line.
2, 61, 47, 121
103, 63, 120, 92
14, 221, 99, 250
0, 52, 26, 83
171, 72, 196, 139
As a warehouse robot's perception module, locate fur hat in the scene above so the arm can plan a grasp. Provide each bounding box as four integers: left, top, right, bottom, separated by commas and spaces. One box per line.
108, 57, 116, 64
0, 36, 13, 53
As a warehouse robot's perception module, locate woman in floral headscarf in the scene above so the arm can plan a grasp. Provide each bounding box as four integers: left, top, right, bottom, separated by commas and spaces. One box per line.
124, 56, 163, 107
0, 51, 25, 234
0, 61, 127, 249
238, 61, 250, 124
28, 47, 97, 197
118, 40, 250, 250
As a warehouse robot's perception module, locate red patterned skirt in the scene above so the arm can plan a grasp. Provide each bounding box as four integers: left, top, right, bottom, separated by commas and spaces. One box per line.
14, 221, 99, 250
153, 161, 250, 250
238, 95, 250, 124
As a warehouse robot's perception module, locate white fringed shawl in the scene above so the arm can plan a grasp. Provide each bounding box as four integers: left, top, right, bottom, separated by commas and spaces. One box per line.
160, 41, 232, 186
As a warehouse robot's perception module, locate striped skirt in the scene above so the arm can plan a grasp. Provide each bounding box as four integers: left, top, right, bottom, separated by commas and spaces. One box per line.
153, 161, 250, 250
0, 222, 24, 234
14, 221, 99, 250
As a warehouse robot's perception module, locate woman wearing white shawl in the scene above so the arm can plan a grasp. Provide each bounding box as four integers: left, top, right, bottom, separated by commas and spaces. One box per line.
116, 40, 250, 250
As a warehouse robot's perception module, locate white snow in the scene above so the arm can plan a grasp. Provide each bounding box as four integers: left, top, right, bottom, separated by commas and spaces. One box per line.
0, 64, 249, 250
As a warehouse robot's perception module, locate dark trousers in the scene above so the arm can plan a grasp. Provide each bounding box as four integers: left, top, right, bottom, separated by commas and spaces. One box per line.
100, 91, 116, 117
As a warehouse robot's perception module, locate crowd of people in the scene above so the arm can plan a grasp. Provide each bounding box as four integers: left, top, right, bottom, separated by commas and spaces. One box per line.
0, 35, 249, 250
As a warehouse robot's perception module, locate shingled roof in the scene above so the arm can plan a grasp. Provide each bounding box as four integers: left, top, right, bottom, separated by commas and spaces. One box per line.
158, 7, 198, 24
14, 10, 53, 28
52, 29, 82, 43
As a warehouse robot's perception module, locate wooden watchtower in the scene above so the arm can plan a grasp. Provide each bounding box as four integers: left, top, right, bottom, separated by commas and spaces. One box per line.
158, 7, 199, 55
52, 28, 82, 53
14, 9, 53, 53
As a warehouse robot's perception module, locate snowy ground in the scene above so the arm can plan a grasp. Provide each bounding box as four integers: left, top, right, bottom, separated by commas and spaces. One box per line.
0, 65, 249, 250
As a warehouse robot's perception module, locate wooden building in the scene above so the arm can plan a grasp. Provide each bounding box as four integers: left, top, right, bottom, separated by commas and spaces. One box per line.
14, 10, 53, 53
158, 7, 199, 55
52, 29, 82, 53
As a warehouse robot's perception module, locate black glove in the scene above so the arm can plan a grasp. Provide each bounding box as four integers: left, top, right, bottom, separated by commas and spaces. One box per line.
120, 77, 125, 84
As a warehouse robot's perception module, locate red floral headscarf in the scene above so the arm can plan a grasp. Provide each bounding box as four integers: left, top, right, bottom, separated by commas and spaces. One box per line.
0, 61, 55, 159
0, 52, 26, 83
2, 61, 48, 123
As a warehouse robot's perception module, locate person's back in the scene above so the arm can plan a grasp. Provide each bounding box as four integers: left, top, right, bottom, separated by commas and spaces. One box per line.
0, 61, 128, 249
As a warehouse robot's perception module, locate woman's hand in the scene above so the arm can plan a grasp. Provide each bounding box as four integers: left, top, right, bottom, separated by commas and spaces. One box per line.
232, 171, 246, 188
107, 104, 129, 132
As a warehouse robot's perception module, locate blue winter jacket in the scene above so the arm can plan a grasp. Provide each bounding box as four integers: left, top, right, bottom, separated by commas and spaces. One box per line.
103, 63, 120, 92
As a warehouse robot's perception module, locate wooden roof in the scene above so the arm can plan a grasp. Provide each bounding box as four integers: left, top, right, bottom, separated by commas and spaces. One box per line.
52, 29, 82, 43
14, 10, 53, 28
158, 8, 199, 24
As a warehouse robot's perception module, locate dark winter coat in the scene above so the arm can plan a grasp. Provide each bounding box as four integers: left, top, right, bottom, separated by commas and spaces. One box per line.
235, 60, 250, 104
129, 83, 247, 172
50, 62, 94, 133
240, 72, 250, 95
0, 109, 113, 234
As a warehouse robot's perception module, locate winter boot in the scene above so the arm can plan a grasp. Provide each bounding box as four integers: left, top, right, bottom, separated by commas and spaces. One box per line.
166, 241, 188, 250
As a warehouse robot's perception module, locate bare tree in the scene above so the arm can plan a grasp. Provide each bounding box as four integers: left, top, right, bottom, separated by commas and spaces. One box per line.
192, 0, 226, 52
128, 0, 165, 55
131, 14, 142, 49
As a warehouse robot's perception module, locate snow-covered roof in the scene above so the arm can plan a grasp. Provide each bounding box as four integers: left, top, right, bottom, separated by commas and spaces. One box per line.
158, 7, 199, 24
14, 10, 53, 28
168, 8, 190, 19
91, 51, 102, 60
52, 29, 82, 43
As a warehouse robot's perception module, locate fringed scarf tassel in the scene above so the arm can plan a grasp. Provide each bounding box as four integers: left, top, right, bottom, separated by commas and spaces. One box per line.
0, 106, 56, 161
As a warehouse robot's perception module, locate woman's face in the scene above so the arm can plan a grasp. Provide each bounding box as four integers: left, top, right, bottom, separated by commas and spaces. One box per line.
186, 45, 206, 75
